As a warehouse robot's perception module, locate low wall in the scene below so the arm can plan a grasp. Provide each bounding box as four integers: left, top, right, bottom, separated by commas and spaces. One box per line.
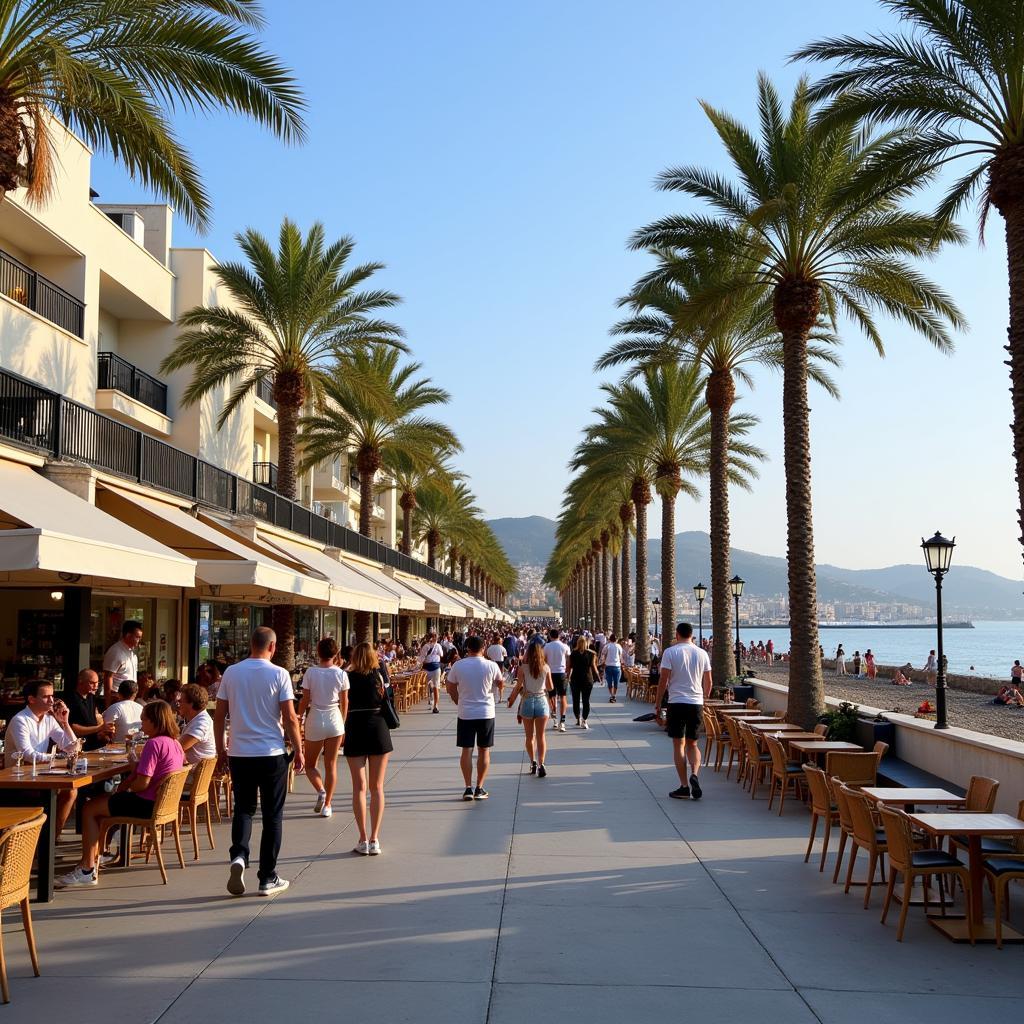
752, 679, 1024, 815
823, 659, 1001, 696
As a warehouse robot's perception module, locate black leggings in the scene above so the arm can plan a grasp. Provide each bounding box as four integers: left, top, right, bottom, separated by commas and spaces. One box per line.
570, 680, 593, 721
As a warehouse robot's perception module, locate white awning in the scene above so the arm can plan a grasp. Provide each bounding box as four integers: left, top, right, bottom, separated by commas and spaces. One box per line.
96, 487, 328, 605
257, 533, 400, 615
373, 571, 427, 613
0, 462, 195, 588
394, 575, 468, 618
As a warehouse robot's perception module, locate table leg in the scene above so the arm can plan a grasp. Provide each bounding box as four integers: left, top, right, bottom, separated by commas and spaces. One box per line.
968, 834, 983, 928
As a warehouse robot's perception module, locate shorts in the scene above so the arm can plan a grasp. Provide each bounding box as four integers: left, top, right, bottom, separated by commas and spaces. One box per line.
457, 718, 495, 749
304, 707, 344, 742
604, 666, 622, 688
520, 694, 549, 719
107, 792, 155, 819
665, 702, 703, 741
550, 673, 567, 697
426, 668, 442, 690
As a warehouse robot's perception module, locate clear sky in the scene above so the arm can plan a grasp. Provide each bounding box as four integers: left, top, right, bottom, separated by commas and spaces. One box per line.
90, 0, 1021, 580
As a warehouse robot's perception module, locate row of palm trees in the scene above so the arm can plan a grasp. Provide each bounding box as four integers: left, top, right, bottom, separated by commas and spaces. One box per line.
548, 1, 1024, 728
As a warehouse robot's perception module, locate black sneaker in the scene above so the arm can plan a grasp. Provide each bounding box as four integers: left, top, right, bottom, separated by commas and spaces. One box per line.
689, 774, 703, 800
474, 787, 489, 800
462, 787, 474, 801
537, 764, 547, 778
669, 786, 690, 799
529, 761, 537, 775
432, 707, 439, 714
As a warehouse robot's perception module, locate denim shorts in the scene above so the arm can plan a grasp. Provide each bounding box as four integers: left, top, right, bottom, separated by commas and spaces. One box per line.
520, 694, 550, 719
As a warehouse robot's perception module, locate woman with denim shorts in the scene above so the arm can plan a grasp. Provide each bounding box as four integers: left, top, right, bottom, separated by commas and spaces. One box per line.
506, 641, 554, 778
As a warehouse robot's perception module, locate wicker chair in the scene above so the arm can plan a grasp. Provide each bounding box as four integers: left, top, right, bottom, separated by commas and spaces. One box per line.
982, 800, 1024, 949
802, 764, 839, 871
702, 709, 725, 767
100, 767, 192, 884
813, 723, 829, 737
721, 715, 746, 781
210, 768, 233, 822
825, 750, 880, 787
180, 757, 218, 861
872, 740, 890, 757
0, 814, 44, 1004
740, 725, 771, 799
840, 785, 888, 908
744, 698, 761, 709
765, 735, 804, 814
947, 777, 1003, 858
830, 777, 856, 885
879, 805, 974, 943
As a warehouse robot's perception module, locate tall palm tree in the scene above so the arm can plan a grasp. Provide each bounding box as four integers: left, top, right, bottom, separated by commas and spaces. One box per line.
163, 219, 405, 501
796, 0, 1024, 570
0, 0, 305, 229
386, 448, 461, 556
631, 75, 964, 725
413, 480, 479, 570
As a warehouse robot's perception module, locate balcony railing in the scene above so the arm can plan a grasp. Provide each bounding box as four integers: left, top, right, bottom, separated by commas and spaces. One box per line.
97, 352, 168, 415
253, 461, 278, 489
0, 247, 85, 338
0, 366, 485, 602
256, 377, 277, 408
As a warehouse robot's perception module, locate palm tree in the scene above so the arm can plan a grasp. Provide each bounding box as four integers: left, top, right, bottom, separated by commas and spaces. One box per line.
162, 219, 405, 501
795, 0, 1024, 571
413, 480, 479, 570
0, 0, 305, 229
386, 448, 461, 556
631, 75, 964, 725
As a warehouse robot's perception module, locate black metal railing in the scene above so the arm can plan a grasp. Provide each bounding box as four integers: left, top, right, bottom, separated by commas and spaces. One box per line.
256, 377, 277, 408
97, 352, 168, 415
253, 461, 278, 489
0, 247, 85, 338
349, 469, 360, 489
0, 364, 485, 601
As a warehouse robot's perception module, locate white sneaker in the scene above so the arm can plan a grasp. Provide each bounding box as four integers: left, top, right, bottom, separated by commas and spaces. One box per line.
56, 865, 97, 888
227, 857, 246, 896
353, 840, 371, 855
99, 850, 118, 867
258, 876, 290, 896
320, 805, 333, 818
557, 721, 566, 732
368, 840, 382, 856
582, 720, 590, 730
313, 790, 326, 815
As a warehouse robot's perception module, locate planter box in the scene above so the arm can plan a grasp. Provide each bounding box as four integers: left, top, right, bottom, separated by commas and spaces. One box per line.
854, 716, 896, 753
731, 684, 756, 703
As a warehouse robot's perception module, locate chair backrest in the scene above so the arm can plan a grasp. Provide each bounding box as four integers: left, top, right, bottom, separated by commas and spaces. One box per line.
186, 757, 218, 806
0, 813, 45, 909
152, 767, 194, 825
872, 741, 889, 757
841, 784, 879, 847
814, 723, 829, 737
878, 805, 914, 871
825, 751, 880, 786
764, 734, 789, 775
740, 724, 761, 763
964, 775, 999, 813
830, 776, 854, 832
745, 698, 761, 709
702, 708, 719, 739
723, 715, 743, 749
802, 764, 831, 816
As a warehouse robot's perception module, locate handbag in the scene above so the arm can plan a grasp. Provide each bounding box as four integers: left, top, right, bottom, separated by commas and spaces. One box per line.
377, 671, 400, 730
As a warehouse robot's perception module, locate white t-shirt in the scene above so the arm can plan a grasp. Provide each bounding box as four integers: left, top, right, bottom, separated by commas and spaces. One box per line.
181, 711, 216, 765
418, 643, 443, 667
660, 642, 711, 704
543, 640, 571, 675
602, 642, 623, 667
102, 698, 143, 741
102, 640, 138, 684
217, 657, 294, 757
301, 665, 350, 710
447, 656, 503, 721
486, 643, 508, 664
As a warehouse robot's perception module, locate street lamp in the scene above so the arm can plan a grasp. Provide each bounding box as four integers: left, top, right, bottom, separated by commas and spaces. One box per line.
729, 575, 745, 677
693, 582, 707, 646
651, 596, 661, 639
921, 531, 955, 730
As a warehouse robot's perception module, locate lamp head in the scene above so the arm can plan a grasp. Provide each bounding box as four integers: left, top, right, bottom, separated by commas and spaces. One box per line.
693, 582, 707, 602
921, 532, 955, 576
729, 575, 745, 599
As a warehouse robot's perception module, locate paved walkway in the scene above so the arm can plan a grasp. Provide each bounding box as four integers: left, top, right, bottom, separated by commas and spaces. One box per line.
6, 700, 1023, 1023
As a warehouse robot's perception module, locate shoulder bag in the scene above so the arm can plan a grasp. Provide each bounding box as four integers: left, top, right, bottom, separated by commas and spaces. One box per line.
377, 671, 401, 730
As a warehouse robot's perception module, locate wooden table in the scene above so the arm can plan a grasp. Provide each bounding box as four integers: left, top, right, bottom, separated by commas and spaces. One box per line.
0, 806, 43, 831
787, 740, 862, 764
908, 813, 1024, 943
862, 788, 966, 809
748, 722, 804, 733
0, 752, 130, 902
717, 708, 767, 716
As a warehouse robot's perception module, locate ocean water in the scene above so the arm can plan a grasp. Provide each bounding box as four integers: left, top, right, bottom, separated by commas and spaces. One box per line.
730, 621, 1024, 681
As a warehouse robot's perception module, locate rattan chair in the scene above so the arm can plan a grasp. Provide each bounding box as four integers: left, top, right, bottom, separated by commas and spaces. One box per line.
0, 814, 44, 1003
879, 805, 974, 943
744, 698, 761, 709
711, 710, 734, 772
721, 715, 746, 781
872, 740, 890, 757
210, 768, 232, 822
830, 777, 856, 885
180, 757, 218, 861
825, 750, 880, 787
100, 767, 191, 885
802, 764, 839, 871
981, 801, 1024, 949
765, 734, 804, 814
840, 785, 888, 908
740, 724, 771, 798
948, 777, 1003, 858
813, 723, 829, 737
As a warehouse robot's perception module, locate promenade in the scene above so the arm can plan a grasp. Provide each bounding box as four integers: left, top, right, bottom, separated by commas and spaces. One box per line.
6, 701, 1023, 1024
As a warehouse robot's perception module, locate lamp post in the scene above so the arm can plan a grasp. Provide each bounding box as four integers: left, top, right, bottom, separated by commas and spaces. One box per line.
729, 575, 745, 677
651, 596, 661, 640
921, 531, 955, 730
693, 582, 706, 646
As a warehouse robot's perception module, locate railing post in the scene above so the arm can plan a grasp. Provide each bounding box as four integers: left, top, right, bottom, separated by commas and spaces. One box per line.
50, 395, 62, 459
231, 474, 237, 513
136, 430, 144, 482
192, 457, 200, 500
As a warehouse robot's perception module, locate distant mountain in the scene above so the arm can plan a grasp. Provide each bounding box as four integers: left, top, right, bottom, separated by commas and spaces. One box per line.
487, 516, 1024, 615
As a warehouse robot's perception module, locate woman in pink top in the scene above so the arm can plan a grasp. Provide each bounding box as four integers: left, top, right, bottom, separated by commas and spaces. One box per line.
57, 700, 185, 888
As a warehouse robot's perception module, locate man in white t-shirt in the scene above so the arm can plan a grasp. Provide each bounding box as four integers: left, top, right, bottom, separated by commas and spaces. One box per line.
446, 635, 503, 800
417, 632, 445, 714
655, 622, 712, 801
542, 629, 572, 730
599, 633, 624, 702
101, 619, 143, 703
215, 627, 304, 898
101, 680, 144, 741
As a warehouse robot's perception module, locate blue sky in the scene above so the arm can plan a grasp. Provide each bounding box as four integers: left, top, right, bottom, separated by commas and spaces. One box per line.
91, 0, 1021, 579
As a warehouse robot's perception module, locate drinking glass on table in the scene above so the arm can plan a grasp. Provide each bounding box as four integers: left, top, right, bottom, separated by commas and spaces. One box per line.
11, 749, 24, 776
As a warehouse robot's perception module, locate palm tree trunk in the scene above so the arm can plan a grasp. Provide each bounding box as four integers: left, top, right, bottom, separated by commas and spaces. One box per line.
632, 478, 650, 663
270, 383, 302, 670
611, 550, 621, 637
600, 536, 610, 630
399, 492, 415, 555
0, 88, 23, 194
776, 280, 824, 728
355, 462, 378, 643
460, 555, 468, 584
707, 370, 735, 687
660, 485, 677, 644
619, 504, 632, 643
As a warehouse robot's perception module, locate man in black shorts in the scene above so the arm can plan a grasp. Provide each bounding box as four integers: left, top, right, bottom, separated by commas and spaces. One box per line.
542, 629, 571, 731
446, 635, 504, 800
655, 622, 712, 800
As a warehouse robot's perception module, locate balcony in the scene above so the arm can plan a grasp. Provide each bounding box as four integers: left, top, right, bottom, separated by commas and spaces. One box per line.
97, 352, 168, 415
256, 377, 277, 409
0, 246, 85, 337
253, 461, 278, 490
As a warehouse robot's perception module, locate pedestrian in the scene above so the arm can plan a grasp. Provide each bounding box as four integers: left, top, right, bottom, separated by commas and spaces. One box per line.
1011, 659, 1023, 687
299, 637, 350, 819
343, 641, 393, 855
600, 633, 623, 702
417, 632, 445, 714
852, 650, 862, 678
214, 627, 304, 897
542, 628, 572, 731
654, 622, 711, 801
924, 649, 938, 686
506, 640, 553, 776
568, 635, 599, 729
446, 634, 504, 800
835, 644, 846, 676
102, 619, 143, 704
865, 649, 877, 680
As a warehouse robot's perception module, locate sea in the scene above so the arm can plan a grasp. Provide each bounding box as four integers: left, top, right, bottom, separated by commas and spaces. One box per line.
733, 621, 1024, 681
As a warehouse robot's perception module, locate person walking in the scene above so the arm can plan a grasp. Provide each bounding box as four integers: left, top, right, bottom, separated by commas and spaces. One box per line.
298, 637, 350, 819
1011, 659, 1023, 687
865, 649, 877, 680
600, 633, 623, 702
924, 650, 938, 687
542, 629, 571, 731
214, 627, 304, 897
568, 635, 599, 729
654, 622, 712, 801
835, 644, 847, 676
852, 651, 862, 678
506, 640, 553, 776
343, 642, 393, 855
417, 632, 445, 714
446, 635, 504, 800
101, 619, 143, 704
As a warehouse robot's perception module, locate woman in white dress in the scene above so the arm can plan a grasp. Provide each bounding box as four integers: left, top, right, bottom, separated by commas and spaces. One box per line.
298, 637, 350, 818
835, 644, 847, 675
